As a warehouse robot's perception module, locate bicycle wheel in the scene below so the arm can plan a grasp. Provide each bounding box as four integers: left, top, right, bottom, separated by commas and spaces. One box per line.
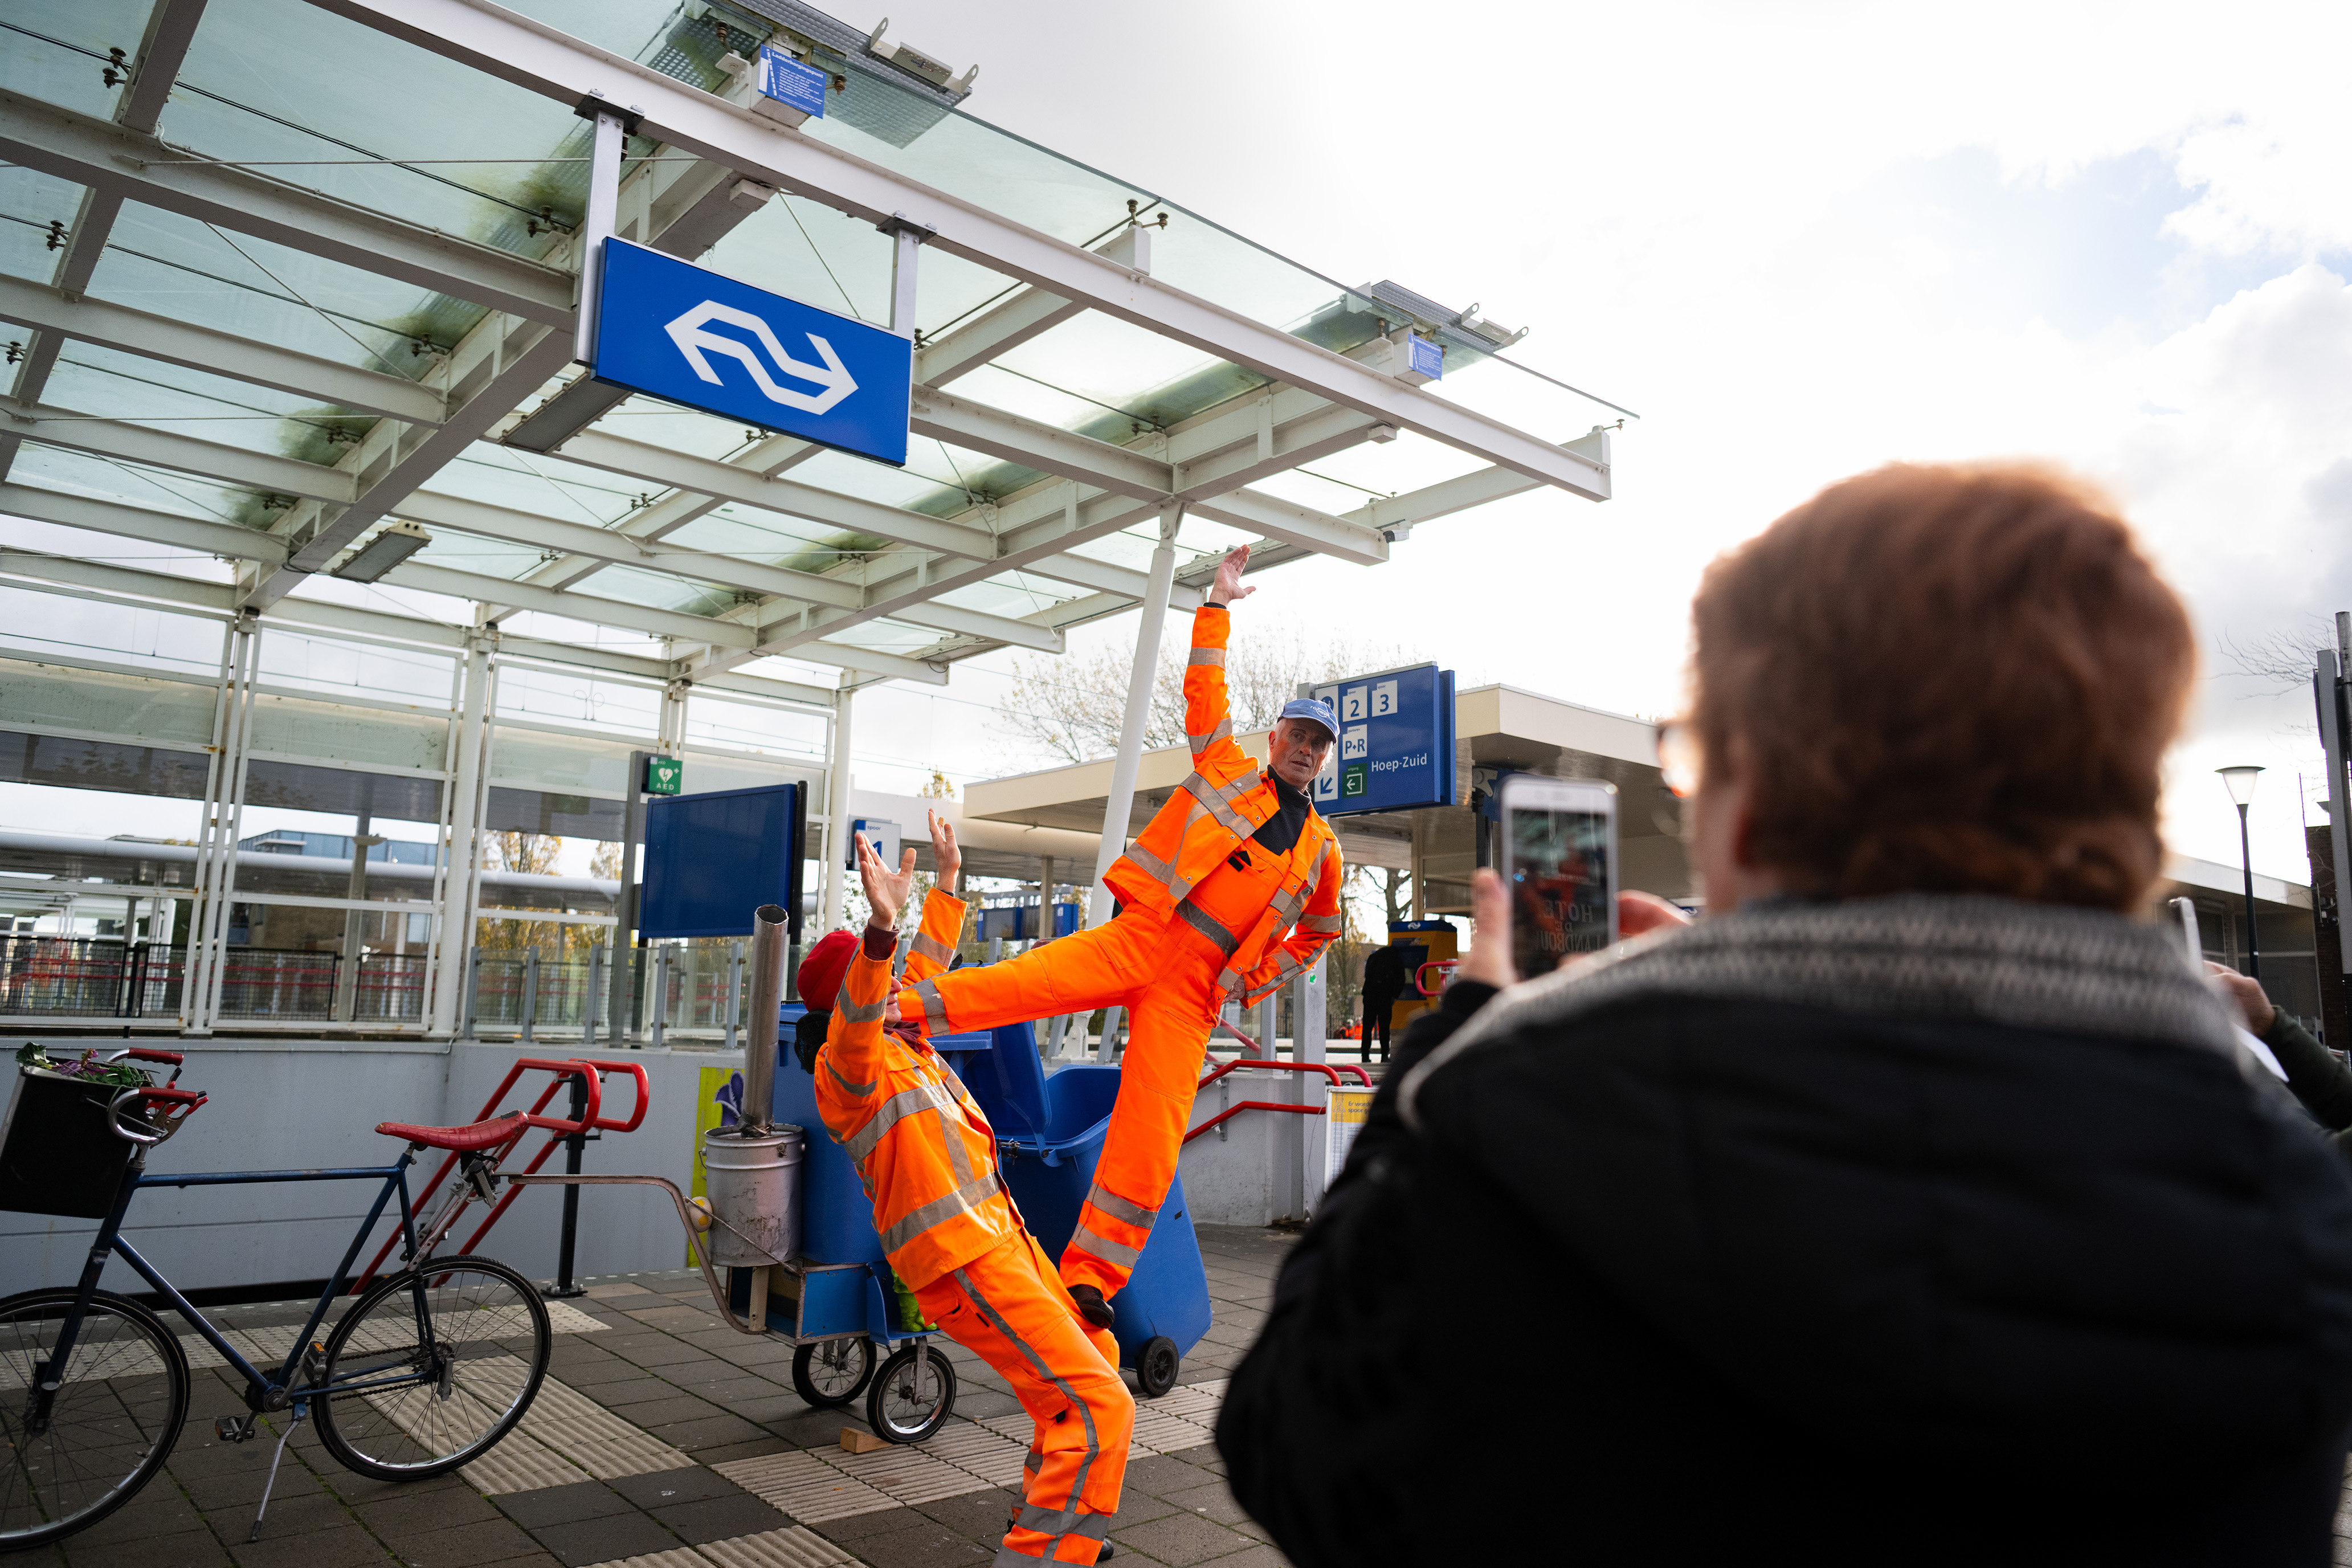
313, 1256, 549, 1482
0, 1288, 189, 1550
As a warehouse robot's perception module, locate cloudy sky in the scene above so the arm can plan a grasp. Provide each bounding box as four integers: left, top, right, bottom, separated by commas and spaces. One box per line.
846, 0, 2352, 885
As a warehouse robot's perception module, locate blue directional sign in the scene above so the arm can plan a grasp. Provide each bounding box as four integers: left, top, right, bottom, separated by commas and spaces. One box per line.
1309, 663, 1456, 816
592, 238, 912, 466
757, 46, 828, 118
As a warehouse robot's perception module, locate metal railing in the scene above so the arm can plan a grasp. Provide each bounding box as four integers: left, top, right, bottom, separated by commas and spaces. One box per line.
0, 937, 432, 1023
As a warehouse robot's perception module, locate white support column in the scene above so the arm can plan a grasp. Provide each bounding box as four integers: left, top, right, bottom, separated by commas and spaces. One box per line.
882, 215, 927, 338
659, 673, 691, 754
822, 676, 855, 933
1294, 949, 1330, 1212
181, 612, 256, 1035
428, 626, 497, 1036
574, 104, 627, 366
1089, 503, 1185, 927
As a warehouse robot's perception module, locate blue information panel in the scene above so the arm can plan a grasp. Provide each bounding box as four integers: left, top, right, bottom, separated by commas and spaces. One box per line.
757, 46, 828, 117
640, 782, 803, 940
593, 239, 912, 467
1310, 663, 1457, 816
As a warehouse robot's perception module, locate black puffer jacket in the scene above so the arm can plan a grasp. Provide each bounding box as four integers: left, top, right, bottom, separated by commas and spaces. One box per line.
1220, 896, 2352, 1566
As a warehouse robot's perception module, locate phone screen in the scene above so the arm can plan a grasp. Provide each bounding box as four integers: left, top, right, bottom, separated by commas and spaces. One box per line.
1508, 806, 1614, 978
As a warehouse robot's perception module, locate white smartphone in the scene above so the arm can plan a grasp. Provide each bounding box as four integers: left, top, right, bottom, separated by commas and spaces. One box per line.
1497, 775, 1618, 978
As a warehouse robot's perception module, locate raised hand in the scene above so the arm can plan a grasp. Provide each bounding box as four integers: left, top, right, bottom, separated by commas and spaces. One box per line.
1206, 543, 1254, 607
858, 832, 917, 932
928, 808, 961, 893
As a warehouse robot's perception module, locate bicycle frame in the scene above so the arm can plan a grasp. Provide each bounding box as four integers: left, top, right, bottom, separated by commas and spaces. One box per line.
36, 1145, 434, 1423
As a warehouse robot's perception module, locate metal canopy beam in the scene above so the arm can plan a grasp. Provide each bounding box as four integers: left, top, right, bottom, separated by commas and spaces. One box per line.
301, 0, 1609, 500
243, 152, 774, 609
909, 386, 1170, 500
0, 91, 576, 327
1, 395, 357, 502
0, 274, 448, 425
551, 428, 998, 560
0, 482, 285, 564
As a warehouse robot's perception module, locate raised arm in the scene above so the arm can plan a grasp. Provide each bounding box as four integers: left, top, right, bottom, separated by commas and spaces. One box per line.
903, 809, 967, 987
820, 832, 916, 1095
1185, 545, 1256, 777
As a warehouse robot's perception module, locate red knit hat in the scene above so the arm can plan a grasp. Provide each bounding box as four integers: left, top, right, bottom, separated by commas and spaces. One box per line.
795, 930, 859, 1012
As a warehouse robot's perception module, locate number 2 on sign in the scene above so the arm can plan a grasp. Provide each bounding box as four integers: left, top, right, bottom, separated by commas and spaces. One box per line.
1342, 687, 1368, 722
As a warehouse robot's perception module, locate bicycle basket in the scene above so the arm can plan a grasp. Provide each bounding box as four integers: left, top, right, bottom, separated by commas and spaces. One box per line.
0, 1065, 160, 1219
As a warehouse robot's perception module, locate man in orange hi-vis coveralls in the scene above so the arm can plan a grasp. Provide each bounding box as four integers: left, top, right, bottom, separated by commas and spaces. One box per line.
816, 813, 1132, 1566
896, 544, 1345, 1328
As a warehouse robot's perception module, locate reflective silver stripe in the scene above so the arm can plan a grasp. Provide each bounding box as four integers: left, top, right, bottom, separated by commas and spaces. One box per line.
1122, 843, 1199, 903
1216, 965, 1244, 995
954, 1260, 1105, 1534
1173, 900, 1241, 957
880, 1173, 1001, 1253
1300, 913, 1344, 934
842, 1087, 937, 1162
839, 997, 885, 1024
937, 1101, 975, 1186
909, 930, 956, 967
1072, 1222, 1145, 1270
1186, 647, 1226, 668
824, 1060, 875, 1097
916, 977, 947, 1029
1182, 772, 1256, 839
1016, 1503, 1113, 1541
1187, 716, 1232, 756
1084, 1186, 1159, 1228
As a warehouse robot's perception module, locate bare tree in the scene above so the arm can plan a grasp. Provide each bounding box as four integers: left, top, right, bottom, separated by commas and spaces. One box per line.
2223, 618, 2341, 695
1001, 628, 1420, 765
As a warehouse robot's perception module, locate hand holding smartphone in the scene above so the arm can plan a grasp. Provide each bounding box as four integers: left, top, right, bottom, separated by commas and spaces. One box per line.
1497, 775, 1619, 979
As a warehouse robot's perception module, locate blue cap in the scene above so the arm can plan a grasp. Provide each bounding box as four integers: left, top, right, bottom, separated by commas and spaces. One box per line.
1279, 697, 1340, 742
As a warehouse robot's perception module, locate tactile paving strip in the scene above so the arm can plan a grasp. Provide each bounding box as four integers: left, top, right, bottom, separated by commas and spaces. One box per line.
518, 1374, 693, 1479
462, 1426, 589, 1494
823, 1440, 987, 1506
921, 1420, 1031, 1488
583, 1530, 854, 1568
713, 1450, 897, 1524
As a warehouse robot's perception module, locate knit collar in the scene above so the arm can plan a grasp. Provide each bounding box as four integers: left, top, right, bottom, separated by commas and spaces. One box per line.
1399, 894, 2244, 1129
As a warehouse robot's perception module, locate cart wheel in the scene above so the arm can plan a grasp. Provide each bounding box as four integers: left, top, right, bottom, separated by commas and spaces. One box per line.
1135, 1336, 1180, 1398
791, 1338, 876, 1408
866, 1344, 956, 1443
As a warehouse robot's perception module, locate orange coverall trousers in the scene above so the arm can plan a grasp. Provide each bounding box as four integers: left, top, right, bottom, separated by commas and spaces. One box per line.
901, 851, 1287, 1300
914, 1229, 1133, 1565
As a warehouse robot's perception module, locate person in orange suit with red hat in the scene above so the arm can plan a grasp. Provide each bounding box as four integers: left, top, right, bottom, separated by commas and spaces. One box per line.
808, 810, 1131, 1566
892, 544, 1345, 1330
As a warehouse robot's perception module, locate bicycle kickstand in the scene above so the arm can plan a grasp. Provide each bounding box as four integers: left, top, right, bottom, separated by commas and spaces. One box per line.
247, 1403, 306, 1544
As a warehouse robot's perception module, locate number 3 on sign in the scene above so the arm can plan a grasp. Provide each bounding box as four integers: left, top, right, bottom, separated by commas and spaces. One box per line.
1371, 680, 1398, 717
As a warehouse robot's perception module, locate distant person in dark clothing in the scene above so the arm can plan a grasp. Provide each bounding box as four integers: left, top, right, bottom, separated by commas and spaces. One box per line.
1220, 463, 2352, 1566
2211, 962, 2352, 1163
1357, 944, 1408, 1061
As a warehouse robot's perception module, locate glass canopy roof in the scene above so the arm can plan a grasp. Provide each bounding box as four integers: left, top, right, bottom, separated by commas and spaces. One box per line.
0, 0, 1630, 694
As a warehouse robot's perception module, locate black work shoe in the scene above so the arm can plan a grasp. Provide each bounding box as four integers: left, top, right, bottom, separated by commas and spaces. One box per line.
1068, 1284, 1116, 1330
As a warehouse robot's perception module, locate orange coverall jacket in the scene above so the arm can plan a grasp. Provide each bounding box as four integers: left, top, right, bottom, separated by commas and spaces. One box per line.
1102, 603, 1345, 1004
813, 889, 1017, 1291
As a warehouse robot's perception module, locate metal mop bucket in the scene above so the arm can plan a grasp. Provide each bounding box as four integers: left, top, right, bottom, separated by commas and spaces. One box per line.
701, 1124, 805, 1266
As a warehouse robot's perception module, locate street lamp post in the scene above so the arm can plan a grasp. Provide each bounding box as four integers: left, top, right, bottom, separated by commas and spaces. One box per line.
2219, 765, 2265, 979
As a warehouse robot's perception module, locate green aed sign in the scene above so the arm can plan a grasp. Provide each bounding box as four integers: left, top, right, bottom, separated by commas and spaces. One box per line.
643, 755, 683, 796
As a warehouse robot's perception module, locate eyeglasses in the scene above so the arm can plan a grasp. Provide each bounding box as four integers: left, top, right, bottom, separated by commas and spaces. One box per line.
1656, 718, 1701, 798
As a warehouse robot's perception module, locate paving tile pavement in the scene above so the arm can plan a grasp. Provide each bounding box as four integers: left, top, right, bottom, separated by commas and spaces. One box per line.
30, 1227, 1296, 1568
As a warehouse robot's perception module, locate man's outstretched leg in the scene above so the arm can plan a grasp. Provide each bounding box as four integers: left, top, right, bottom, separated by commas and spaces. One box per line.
916, 1230, 1133, 1565
1059, 925, 1227, 1302
898, 907, 1164, 1038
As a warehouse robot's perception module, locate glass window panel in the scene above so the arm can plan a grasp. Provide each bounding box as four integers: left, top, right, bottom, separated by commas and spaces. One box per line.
495, 607, 665, 659
283, 572, 475, 632
10, 441, 276, 529
498, 662, 662, 734
40, 342, 377, 469
664, 505, 858, 560
578, 563, 735, 617
937, 577, 1080, 620
0, 2, 144, 120
166, 0, 600, 258
409, 533, 544, 581
595, 395, 765, 461
256, 627, 456, 705
0, 166, 89, 285
95, 202, 475, 370
685, 693, 827, 760
435, 444, 641, 526
0, 582, 225, 674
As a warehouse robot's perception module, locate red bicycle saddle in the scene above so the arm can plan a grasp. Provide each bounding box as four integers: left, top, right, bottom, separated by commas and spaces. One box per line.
375, 1112, 528, 1152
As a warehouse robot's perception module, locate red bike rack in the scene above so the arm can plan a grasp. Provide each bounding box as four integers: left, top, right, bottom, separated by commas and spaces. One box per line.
353, 1056, 648, 1292
1184, 1055, 1373, 1144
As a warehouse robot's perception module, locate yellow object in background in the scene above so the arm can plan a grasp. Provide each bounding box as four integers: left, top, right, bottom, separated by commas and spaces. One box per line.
688, 1065, 740, 1267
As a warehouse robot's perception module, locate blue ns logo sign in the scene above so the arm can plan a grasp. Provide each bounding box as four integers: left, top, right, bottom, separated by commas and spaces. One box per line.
592, 238, 913, 467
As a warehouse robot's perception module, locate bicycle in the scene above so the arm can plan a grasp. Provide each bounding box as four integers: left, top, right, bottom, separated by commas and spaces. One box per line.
0, 1048, 626, 1551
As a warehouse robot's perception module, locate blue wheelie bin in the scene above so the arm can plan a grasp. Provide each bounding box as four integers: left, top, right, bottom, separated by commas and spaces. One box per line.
958, 1021, 1214, 1399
